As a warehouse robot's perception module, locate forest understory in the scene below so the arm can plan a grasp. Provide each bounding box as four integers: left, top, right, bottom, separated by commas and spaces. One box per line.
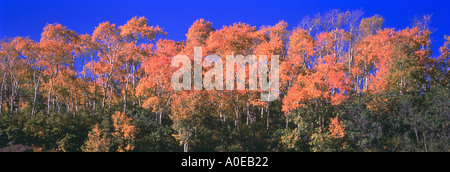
0, 10, 448, 152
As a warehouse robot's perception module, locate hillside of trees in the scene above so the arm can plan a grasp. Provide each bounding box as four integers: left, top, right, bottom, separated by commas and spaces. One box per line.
0, 10, 448, 152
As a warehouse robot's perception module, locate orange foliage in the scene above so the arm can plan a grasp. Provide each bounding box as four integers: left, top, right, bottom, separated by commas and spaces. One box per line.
112, 111, 139, 152
282, 29, 350, 113
329, 117, 345, 139
82, 124, 111, 152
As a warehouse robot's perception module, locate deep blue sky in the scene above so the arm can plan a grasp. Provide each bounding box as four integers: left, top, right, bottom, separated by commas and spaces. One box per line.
1, 0, 449, 55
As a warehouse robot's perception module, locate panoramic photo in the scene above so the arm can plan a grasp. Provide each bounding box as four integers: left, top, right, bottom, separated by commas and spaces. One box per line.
0, 0, 448, 158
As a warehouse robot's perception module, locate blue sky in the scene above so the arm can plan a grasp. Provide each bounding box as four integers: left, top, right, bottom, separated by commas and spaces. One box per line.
1, 0, 449, 55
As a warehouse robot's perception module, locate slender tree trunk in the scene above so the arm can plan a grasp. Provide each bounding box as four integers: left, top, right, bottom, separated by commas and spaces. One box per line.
349, 43, 353, 73
75, 97, 78, 116
123, 61, 128, 115
423, 132, 428, 152
14, 80, 19, 114
103, 54, 115, 114
286, 117, 289, 129
108, 87, 113, 110
159, 111, 163, 126
0, 73, 5, 115
102, 86, 107, 114
57, 96, 60, 113
31, 72, 41, 116
364, 76, 368, 91
47, 71, 53, 114
68, 86, 72, 114
261, 107, 263, 119
92, 60, 97, 116
124, 73, 128, 115
66, 102, 70, 113
414, 127, 420, 150
219, 103, 224, 142
10, 75, 14, 114
138, 97, 141, 108
132, 62, 137, 109
233, 94, 239, 129
184, 141, 189, 152
246, 102, 250, 126
93, 80, 96, 115
266, 102, 270, 130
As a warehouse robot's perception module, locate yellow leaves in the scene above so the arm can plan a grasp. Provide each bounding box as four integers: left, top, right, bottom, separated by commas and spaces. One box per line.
289, 28, 314, 58
206, 22, 260, 55
256, 21, 289, 56
82, 112, 139, 152
112, 111, 139, 140
359, 15, 384, 37
439, 36, 450, 57
329, 117, 345, 139
310, 132, 328, 152
172, 133, 185, 146
366, 96, 389, 112
40, 23, 77, 44
282, 27, 353, 113
82, 124, 111, 152
93, 22, 119, 42
282, 54, 349, 112
19, 98, 28, 111
142, 96, 159, 110
119, 16, 165, 41
330, 94, 347, 106
354, 26, 432, 95
280, 129, 300, 150
186, 19, 214, 47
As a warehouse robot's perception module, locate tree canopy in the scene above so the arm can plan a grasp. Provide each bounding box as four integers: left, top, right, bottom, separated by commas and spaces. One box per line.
0, 10, 448, 152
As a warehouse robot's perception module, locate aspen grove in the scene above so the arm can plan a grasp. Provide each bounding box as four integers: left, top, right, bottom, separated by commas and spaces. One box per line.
0, 10, 448, 152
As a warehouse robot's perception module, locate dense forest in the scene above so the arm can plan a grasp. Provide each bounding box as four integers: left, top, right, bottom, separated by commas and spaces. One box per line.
0, 10, 448, 152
